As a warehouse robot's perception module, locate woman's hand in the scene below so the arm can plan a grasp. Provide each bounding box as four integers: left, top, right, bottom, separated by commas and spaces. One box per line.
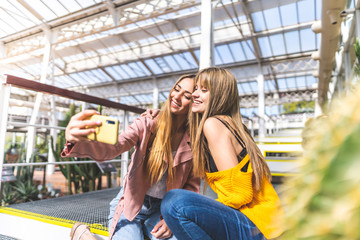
65, 110, 101, 144
151, 219, 173, 239
140, 109, 160, 119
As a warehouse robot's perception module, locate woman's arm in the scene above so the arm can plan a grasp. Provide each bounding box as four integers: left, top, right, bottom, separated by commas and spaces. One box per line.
183, 167, 201, 193
203, 117, 242, 171
62, 113, 154, 161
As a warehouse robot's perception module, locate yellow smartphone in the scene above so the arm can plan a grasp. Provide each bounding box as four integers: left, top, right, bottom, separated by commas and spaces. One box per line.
86, 115, 119, 145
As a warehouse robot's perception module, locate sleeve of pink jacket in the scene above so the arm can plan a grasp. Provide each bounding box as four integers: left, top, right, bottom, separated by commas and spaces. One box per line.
61, 116, 154, 162
183, 166, 201, 193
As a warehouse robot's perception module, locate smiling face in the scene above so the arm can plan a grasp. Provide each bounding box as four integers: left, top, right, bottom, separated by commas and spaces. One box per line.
169, 77, 194, 115
192, 80, 210, 114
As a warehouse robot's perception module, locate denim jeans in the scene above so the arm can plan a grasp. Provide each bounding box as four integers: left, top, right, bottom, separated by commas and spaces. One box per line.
161, 189, 266, 240
108, 188, 177, 240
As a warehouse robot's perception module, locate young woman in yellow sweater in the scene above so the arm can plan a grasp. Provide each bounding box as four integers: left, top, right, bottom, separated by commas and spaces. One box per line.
161, 67, 284, 240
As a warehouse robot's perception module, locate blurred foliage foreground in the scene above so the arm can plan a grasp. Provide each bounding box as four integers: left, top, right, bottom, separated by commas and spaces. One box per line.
282, 84, 360, 239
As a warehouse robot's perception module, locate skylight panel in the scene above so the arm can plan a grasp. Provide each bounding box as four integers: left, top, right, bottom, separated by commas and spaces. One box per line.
163, 55, 181, 72
120, 95, 137, 105
249, 81, 258, 93
284, 31, 300, 53
214, 48, 223, 65
159, 92, 169, 101
75, 0, 96, 8
265, 80, 276, 91
240, 108, 248, 117
277, 78, 287, 89
194, 49, 200, 61
41, 0, 68, 17
216, 45, 234, 64
91, 69, 112, 82
0, 17, 18, 36
0, 6, 26, 32
250, 107, 258, 116
22, 63, 42, 76
173, 54, 192, 70
127, 62, 146, 77
237, 83, 245, 95
104, 66, 123, 80
144, 59, 163, 74
24, 0, 57, 21
136, 93, 153, 103
300, 29, 316, 51
242, 41, 256, 60
113, 65, 130, 79
121, 64, 137, 78
7, 0, 41, 25
55, 75, 75, 88
306, 75, 317, 87
69, 72, 89, 85
315, 0, 321, 20
229, 42, 246, 62
79, 71, 100, 84
285, 77, 296, 89
131, 62, 151, 77
251, 11, 266, 32
266, 105, 280, 116
297, 0, 315, 23
258, 37, 272, 58
239, 82, 252, 93
182, 52, 198, 68
263, 8, 281, 30
280, 3, 298, 26
296, 76, 306, 88
269, 34, 286, 56
154, 57, 172, 73
58, 0, 82, 12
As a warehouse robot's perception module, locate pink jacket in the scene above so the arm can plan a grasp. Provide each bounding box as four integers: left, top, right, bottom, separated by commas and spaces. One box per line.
61, 116, 200, 239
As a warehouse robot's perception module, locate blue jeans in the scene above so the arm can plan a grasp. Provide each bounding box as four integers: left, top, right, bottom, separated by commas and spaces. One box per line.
161, 189, 266, 240
108, 188, 177, 240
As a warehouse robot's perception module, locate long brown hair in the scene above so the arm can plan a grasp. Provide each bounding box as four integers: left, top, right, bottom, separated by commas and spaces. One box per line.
189, 67, 270, 191
147, 74, 195, 185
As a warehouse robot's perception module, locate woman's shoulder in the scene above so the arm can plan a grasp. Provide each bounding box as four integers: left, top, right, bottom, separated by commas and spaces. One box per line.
203, 116, 232, 138
134, 115, 158, 133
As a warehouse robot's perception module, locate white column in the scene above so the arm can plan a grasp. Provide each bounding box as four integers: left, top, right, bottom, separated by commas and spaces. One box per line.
26, 29, 54, 163
153, 78, 159, 109
121, 110, 129, 186
257, 74, 266, 140
0, 42, 6, 57
0, 83, 11, 191
199, 0, 214, 70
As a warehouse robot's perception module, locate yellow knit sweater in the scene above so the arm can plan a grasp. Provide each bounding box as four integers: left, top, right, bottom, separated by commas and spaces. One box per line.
205, 154, 284, 239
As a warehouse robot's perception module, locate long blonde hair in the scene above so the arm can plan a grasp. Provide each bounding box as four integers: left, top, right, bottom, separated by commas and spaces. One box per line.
147, 74, 195, 185
189, 67, 271, 191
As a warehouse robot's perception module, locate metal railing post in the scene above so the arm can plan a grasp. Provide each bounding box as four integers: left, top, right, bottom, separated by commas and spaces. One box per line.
0, 82, 11, 193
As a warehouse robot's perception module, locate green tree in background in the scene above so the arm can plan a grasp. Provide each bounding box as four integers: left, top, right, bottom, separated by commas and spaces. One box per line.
282, 100, 315, 114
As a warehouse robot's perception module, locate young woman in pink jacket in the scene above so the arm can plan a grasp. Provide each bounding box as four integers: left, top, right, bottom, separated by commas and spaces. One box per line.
62, 74, 200, 240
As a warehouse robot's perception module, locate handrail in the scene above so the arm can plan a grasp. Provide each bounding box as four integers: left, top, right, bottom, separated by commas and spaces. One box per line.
3, 159, 125, 167
5, 75, 145, 114
7, 121, 66, 130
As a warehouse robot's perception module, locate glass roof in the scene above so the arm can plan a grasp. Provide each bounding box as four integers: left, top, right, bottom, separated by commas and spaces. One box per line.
0, 0, 321, 112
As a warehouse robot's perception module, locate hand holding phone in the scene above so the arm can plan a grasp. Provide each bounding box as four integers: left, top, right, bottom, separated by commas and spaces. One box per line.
85, 115, 119, 145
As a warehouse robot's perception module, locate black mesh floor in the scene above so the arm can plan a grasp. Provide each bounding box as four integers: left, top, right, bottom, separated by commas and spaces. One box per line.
0, 234, 18, 240
4, 187, 121, 233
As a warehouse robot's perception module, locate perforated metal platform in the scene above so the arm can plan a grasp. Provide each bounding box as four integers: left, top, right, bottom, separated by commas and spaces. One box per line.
0, 187, 121, 236
0, 234, 18, 240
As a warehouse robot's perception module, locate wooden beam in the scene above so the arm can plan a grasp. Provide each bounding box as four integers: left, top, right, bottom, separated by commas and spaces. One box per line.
5, 75, 145, 114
